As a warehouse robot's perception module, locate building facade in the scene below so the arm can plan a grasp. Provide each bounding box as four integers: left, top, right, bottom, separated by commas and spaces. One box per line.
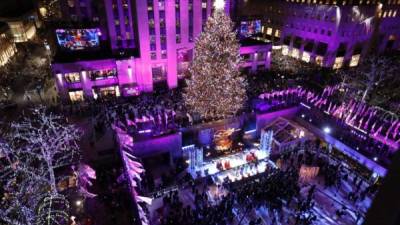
0, 23, 17, 67
235, 0, 400, 68
52, 0, 272, 101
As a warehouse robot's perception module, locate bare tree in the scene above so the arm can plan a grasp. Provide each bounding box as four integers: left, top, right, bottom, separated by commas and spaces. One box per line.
357, 55, 395, 102
0, 107, 81, 225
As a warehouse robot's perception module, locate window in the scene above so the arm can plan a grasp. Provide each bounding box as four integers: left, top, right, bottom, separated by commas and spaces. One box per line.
176, 34, 181, 43
161, 36, 167, 50
89, 69, 117, 81
149, 19, 155, 27
69, 90, 84, 102
152, 65, 166, 81
242, 54, 251, 62
65, 72, 80, 83
160, 19, 166, 28
333, 57, 344, 69
150, 43, 156, 51
94, 86, 120, 98
160, 11, 165, 19
256, 52, 265, 61
161, 50, 167, 59
149, 27, 155, 35
151, 52, 157, 60
202, 9, 207, 21
159, 0, 165, 10
350, 54, 360, 67
148, 10, 154, 19
275, 30, 280, 37
160, 27, 166, 35
327, 30, 332, 36
267, 27, 273, 35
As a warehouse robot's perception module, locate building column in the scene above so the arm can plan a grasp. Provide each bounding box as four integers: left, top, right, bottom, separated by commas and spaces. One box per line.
54, 73, 69, 102
299, 39, 306, 61
166, 0, 178, 89
343, 42, 355, 68
80, 70, 94, 99
324, 42, 339, 68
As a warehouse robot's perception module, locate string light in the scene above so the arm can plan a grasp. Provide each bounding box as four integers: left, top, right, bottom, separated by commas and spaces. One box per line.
184, 9, 247, 121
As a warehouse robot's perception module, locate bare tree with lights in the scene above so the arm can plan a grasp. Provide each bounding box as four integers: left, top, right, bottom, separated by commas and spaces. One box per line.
355, 55, 395, 102
0, 107, 81, 225
183, 0, 247, 120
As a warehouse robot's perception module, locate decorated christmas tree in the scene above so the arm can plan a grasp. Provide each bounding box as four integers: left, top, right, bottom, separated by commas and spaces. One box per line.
183, 0, 247, 120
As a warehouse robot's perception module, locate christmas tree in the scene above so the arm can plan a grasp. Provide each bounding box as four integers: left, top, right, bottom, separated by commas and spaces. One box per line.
183, 0, 247, 121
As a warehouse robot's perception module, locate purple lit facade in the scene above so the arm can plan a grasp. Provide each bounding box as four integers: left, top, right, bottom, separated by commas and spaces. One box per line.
237, 0, 400, 68
53, 0, 272, 101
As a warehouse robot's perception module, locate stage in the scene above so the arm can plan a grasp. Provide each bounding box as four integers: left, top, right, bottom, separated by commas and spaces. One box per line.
188, 147, 276, 184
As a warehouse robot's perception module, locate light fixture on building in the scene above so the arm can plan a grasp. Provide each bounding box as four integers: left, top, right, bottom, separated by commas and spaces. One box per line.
323, 127, 331, 134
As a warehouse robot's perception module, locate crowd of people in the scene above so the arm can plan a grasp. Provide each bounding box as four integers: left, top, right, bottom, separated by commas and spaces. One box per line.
159, 185, 235, 225
151, 137, 380, 225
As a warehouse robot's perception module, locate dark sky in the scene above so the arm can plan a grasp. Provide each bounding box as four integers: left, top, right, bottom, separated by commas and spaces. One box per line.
0, 0, 36, 18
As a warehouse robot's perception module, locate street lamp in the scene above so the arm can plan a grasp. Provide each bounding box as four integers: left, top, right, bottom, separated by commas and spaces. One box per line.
75, 200, 82, 207
323, 127, 331, 134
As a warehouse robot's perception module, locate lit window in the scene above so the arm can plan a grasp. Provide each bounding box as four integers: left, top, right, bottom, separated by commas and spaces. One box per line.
152, 65, 167, 81
333, 57, 344, 69
350, 54, 360, 67
316, 56, 323, 66
161, 50, 167, 59
302, 52, 310, 62
282, 45, 289, 55
202, 2, 207, 8
275, 30, 281, 37
69, 90, 84, 102
267, 27, 273, 35
292, 49, 300, 59
65, 72, 81, 83
150, 52, 157, 60
115, 20, 120, 25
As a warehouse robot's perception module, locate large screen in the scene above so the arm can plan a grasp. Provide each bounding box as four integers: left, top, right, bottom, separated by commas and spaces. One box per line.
239, 20, 262, 38
56, 28, 101, 51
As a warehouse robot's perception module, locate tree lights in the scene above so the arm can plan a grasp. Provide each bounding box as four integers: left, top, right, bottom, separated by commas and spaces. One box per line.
0, 107, 82, 224
183, 8, 247, 121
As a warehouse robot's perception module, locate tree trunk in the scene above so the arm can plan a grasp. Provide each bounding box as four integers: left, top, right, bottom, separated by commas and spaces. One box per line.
362, 86, 370, 102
